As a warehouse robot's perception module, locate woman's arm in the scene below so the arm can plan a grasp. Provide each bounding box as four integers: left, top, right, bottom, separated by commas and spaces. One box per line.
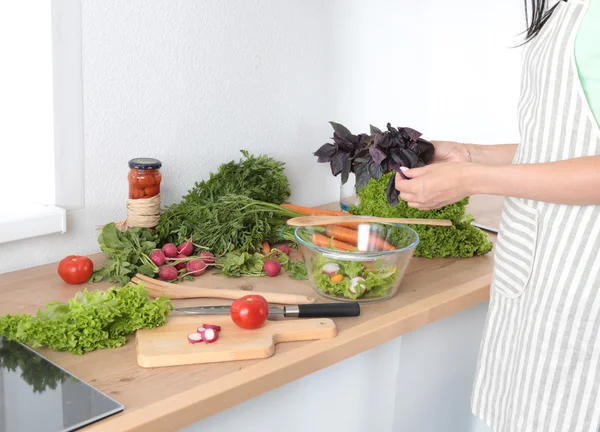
471, 155, 600, 205
465, 143, 518, 166
395, 155, 600, 210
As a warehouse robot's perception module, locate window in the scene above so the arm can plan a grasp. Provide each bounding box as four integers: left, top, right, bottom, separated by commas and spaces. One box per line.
0, 0, 83, 244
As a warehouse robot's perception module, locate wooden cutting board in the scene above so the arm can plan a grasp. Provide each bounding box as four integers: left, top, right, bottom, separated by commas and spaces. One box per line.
135, 315, 338, 368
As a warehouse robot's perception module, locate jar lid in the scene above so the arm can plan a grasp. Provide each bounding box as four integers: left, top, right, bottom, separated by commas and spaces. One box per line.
128, 158, 162, 170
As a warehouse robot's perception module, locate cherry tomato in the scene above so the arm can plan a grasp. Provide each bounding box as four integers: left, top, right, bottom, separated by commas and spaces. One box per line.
57, 255, 94, 284
130, 188, 146, 199
230, 295, 269, 329
144, 185, 160, 197
137, 175, 156, 188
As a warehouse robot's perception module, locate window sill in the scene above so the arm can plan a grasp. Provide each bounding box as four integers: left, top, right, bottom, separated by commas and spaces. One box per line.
0, 202, 67, 244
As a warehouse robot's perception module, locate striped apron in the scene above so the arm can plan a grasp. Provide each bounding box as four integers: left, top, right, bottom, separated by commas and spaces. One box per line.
471, 1, 600, 431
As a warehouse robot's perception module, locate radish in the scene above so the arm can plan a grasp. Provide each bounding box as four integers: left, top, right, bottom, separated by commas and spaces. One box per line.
186, 258, 207, 276
177, 240, 194, 257
174, 254, 187, 270
199, 251, 215, 264
187, 332, 203, 344
196, 327, 205, 335
158, 265, 178, 281
150, 249, 166, 266
321, 263, 340, 275
202, 323, 222, 332
349, 277, 366, 295
201, 328, 219, 343
275, 244, 291, 256
263, 260, 281, 277
162, 243, 178, 258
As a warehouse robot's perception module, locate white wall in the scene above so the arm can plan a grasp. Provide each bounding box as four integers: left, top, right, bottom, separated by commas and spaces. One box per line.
0, 0, 524, 274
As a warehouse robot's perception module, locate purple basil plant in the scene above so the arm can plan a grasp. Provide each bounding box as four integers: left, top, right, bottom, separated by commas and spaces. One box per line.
313, 122, 435, 207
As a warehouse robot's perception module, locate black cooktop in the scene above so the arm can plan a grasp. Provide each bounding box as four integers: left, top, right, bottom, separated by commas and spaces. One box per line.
0, 336, 123, 432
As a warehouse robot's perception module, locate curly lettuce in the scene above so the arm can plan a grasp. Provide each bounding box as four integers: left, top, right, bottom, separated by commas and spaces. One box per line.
350, 172, 493, 258
0, 283, 172, 355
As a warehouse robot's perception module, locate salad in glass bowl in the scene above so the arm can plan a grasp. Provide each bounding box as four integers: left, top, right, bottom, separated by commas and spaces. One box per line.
294, 222, 419, 303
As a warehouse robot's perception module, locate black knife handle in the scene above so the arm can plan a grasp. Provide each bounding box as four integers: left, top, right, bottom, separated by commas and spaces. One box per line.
296, 303, 360, 318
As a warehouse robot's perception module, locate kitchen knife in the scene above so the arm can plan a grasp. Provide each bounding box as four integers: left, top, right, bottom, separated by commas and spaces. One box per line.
472, 222, 499, 234
174, 302, 360, 318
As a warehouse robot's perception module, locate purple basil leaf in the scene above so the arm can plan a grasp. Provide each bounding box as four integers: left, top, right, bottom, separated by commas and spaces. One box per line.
330, 152, 348, 177
386, 123, 397, 133
369, 146, 387, 165
403, 127, 422, 141
400, 148, 419, 168
377, 134, 393, 149
416, 138, 435, 163
317, 155, 332, 163
388, 161, 401, 171
370, 124, 382, 135
340, 153, 352, 185
355, 162, 371, 191
368, 161, 384, 180
390, 148, 408, 165
333, 135, 352, 152
314, 143, 336, 158
386, 173, 400, 207
329, 121, 353, 142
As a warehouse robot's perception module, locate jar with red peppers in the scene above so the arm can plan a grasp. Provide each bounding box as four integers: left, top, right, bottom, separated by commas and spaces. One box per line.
127, 158, 162, 200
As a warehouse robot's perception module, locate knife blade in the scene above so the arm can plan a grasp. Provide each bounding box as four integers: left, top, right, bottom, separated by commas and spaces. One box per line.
472, 222, 499, 234
174, 302, 360, 318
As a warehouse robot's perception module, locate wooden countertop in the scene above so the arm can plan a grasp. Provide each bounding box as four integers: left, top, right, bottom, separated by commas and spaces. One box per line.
0, 195, 504, 432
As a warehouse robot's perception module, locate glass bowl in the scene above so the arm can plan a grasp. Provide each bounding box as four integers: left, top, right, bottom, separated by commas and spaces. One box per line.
294, 222, 419, 303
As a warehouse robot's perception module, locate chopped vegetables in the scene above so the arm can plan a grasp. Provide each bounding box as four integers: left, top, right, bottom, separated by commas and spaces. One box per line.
324, 225, 395, 252
201, 328, 219, 343
187, 332, 203, 344
312, 255, 399, 300
202, 324, 222, 332
322, 263, 340, 275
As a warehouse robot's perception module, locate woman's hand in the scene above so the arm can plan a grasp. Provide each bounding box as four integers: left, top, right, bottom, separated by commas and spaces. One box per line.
394, 163, 474, 210
430, 141, 471, 164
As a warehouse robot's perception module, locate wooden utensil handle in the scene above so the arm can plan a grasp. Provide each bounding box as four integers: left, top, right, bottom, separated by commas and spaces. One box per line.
286, 216, 452, 227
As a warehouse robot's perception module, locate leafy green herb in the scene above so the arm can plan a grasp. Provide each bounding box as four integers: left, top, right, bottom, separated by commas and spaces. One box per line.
183, 150, 291, 205
312, 254, 398, 300
214, 252, 266, 277
0, 338, 74, 393
0, 284, 172, 355
90, 223, 160, 285
282, 258, 308, 280
156, 195, 301, 255
350, 172, 493, 258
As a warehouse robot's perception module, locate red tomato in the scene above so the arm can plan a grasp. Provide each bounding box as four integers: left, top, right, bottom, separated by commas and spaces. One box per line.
230, 295, 269, 329
144, 185, 160, 197
57, 255, 94, 284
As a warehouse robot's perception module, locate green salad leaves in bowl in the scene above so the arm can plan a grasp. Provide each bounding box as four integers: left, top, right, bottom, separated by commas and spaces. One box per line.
294, 222, 419, 303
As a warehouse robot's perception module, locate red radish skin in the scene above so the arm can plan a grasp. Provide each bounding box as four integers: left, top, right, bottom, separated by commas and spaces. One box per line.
187, 332, 203, 344
199, 251, 215, 264
322, 263, 340, 275
162, 243, 178, 258
202, 328, 218, 343
177, 241, 194, 257
158, 265, 178, 281
174, 254, 187, 270
196, 327, 205, 335
186, 259, 207, 276
150, 249, 166, 266
202, 323, 222, 332
275, 244, 291, 256
263, 260, 281, 277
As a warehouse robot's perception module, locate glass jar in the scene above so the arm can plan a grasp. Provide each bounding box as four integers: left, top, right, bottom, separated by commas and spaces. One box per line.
127, 158, 162, 200
339, 172, 360, 212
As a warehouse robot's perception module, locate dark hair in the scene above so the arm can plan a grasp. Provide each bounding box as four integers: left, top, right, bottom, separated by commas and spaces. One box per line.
523, 0, 562, 43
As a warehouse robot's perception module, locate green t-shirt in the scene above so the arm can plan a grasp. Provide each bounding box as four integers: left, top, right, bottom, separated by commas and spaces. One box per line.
575, 0, 600, 128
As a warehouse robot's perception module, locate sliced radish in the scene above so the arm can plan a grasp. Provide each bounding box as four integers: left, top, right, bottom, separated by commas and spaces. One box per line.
196, 327, 206, 335
349, 277, 366, 295
202, 328, 219, 343
202, 323, 222, 332
322, 263, 340, 275
187, 332, 203, 344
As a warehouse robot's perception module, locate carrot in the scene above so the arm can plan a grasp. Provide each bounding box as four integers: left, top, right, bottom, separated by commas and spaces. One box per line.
311, 233, 356, 252
324, 225, 396, 252
330, 274, 344, 283
262, 241, 271, 254
281, 203, 348, 217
